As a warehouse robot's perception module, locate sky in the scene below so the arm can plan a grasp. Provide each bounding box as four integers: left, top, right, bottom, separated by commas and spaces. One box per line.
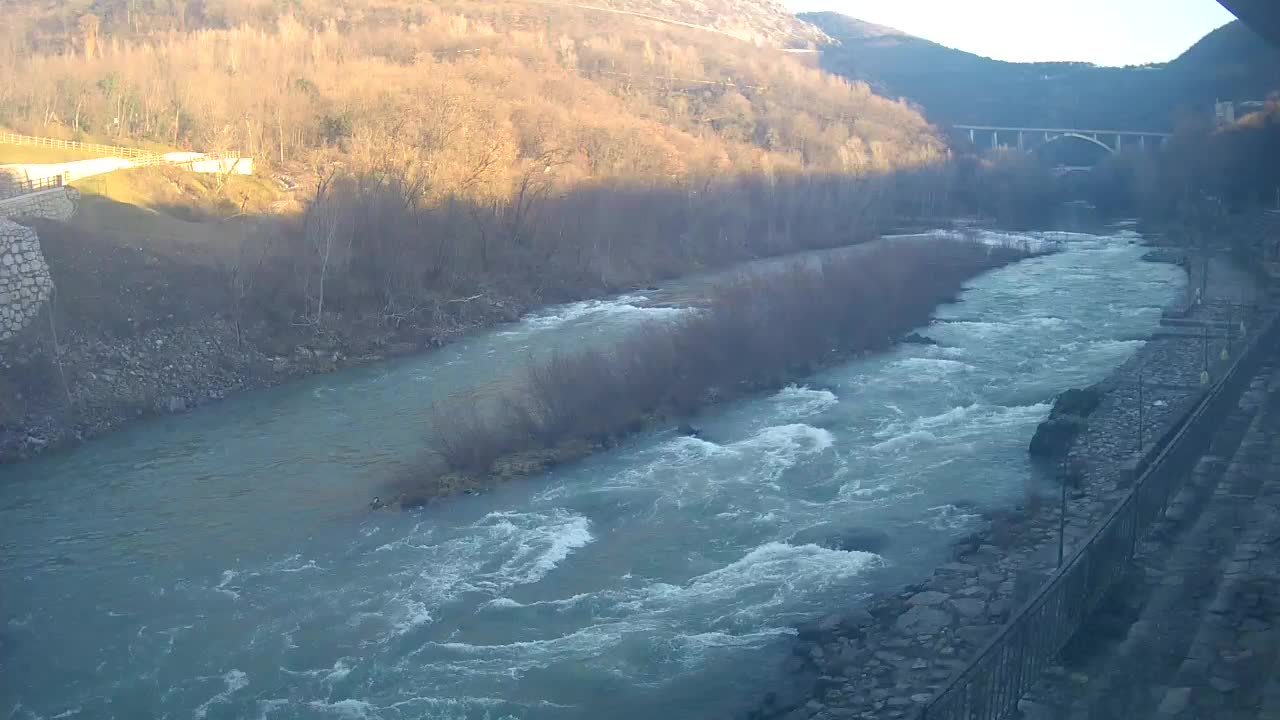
784, 0, 1238, 66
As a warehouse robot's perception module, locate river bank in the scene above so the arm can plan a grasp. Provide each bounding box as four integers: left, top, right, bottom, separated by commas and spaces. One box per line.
0, 221, 892, 465
749, 244, 1268, 720
0, 221, 1037, 466
0, 290, 536, 462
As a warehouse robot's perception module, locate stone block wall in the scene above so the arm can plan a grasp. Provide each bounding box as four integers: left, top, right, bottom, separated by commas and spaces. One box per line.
0, 187, 78, 222
0, 217, 53, 341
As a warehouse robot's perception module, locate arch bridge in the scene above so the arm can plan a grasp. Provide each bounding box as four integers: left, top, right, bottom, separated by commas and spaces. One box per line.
953, 125, 1174, 155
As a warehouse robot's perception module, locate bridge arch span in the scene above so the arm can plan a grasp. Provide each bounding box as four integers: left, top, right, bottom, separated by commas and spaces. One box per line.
1033, 132, 1116, 156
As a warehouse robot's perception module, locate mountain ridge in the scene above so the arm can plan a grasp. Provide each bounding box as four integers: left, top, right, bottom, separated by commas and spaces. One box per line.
802, 11, 1280, 132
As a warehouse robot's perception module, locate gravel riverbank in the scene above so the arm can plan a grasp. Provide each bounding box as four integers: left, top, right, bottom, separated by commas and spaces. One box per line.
748, 248, 1269, 720
0, 296, 531, 462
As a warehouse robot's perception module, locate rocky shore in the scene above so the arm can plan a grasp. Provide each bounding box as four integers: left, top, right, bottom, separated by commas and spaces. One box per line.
747, 249, 1268, 720
0, 295, 531, 462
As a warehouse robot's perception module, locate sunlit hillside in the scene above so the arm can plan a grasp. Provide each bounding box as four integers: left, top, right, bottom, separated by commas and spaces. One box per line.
0, 0, 933, 189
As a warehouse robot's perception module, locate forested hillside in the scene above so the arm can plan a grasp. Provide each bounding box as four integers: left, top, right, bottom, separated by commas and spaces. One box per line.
1, 2, 936, 180
805, 13, 1280, 131
0, 0, 959, 457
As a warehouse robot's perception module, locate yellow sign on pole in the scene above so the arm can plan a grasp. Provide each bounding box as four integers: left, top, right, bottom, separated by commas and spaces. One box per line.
1201, 370, 1211, 385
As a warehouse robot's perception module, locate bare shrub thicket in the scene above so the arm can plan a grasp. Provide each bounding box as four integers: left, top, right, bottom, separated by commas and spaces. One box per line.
1086, 101, 1280, 221
413, 238, 1038, 493
237, 171, 917, 338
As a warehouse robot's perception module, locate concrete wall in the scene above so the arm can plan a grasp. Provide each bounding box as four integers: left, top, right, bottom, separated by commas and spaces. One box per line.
0, 217, 53, 341
0, 187, 78, 222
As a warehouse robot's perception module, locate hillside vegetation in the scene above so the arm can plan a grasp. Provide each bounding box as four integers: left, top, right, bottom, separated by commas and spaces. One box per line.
0, 0, 947, 305
1087, 100, 1280, 221
0, 0, 981, 460
806, 13, 1280, 131
1, 1, 909, 175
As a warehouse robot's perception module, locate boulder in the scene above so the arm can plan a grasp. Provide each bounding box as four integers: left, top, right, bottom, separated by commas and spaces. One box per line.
1029, 386, 1104, 460
951, 598, 987, 620
677, 423, 703, 439
1029, 415, 1085, 459
895, 606, 951, 636
902, 332, 939, 346
796, 608, 875, 641
1050, 387, 1103, 420
790, 524, 891, 554
906, 591, 950, 607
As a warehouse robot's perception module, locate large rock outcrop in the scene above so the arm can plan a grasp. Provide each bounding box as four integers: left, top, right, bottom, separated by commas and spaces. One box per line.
1029, 387, 1104, 459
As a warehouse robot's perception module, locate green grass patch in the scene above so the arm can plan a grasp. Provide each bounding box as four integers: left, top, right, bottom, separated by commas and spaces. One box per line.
73, 167, 282, 218
63, 167, 287, 266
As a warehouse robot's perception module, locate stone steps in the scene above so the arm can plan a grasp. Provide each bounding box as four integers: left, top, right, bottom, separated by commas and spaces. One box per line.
1015, 365, 1277, 720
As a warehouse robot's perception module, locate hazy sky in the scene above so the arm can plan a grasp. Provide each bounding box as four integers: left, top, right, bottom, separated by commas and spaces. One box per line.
784, 0, 1238, 66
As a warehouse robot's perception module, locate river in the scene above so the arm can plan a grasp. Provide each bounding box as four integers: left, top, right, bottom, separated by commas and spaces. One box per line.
0, 226, 1184, 720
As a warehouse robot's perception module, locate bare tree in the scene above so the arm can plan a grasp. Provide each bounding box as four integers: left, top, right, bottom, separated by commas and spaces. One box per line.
301, 169, 343, 330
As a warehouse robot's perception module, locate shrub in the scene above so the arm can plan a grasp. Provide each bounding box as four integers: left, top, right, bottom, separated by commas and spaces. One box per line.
413, 237, 1041, 490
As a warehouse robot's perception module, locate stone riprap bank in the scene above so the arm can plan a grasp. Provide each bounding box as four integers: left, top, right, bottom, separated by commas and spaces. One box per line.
0, 217, 53, 341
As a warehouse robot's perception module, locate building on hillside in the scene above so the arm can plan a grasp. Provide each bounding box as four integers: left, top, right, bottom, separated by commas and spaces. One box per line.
1215, 99, 1269, 125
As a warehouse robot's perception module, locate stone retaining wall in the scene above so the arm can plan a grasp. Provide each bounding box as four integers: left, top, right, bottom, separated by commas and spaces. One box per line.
0, 217, 53, 341
0, 187, 78, 222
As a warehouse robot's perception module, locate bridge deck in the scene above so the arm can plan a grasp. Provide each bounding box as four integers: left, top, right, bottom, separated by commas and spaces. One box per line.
954, 125, 1174, 138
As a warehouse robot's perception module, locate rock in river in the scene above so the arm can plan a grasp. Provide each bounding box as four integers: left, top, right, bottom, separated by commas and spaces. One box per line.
902, 332, 939, 346
1029, 386, 1103, 459
789, 524, 891, 554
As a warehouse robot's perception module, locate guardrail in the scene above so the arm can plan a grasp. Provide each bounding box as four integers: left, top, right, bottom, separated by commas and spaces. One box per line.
921, 307, 1280, 720
0, 131, 157, 160
0, 174, 64, 201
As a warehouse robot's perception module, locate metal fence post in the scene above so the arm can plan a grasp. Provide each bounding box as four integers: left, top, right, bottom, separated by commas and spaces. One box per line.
1059, 455, 1068, 568
1137, 368, 1144, 453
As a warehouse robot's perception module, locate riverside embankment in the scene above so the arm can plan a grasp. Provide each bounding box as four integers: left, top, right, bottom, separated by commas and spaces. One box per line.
754, 244, 1265, 720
